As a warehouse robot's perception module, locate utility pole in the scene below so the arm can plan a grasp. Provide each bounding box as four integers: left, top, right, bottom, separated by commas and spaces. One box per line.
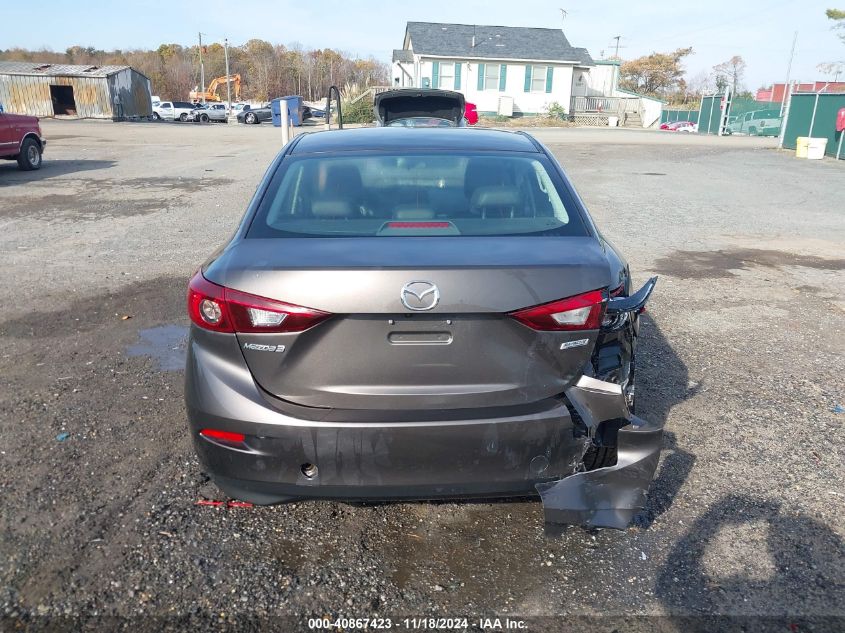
198, 32, 206, 104
780, 31, 797, 117
612, 35, 623, 60
224, 38, 231, 114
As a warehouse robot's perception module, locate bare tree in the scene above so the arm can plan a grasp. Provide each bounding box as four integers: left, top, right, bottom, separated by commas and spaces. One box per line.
713, 55, 746, 96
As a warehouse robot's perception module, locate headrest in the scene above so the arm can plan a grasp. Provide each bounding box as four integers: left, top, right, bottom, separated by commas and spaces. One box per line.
311, 199, 355, 217
470, 186, 521, 208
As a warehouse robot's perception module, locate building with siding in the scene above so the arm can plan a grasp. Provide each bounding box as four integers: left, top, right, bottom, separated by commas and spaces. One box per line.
392, 22, 599, 117
0, 62, 152, 120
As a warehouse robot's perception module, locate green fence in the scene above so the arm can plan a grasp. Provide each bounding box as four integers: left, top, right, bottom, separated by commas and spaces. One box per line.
661, 109, 699, 124
724, 98, 783, 137
697, 94, 725, 134
781, 92, 845, 159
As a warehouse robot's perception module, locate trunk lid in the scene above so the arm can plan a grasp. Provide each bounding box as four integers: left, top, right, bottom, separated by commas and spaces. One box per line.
206, 236, 611, 411
374, 89, 465, 126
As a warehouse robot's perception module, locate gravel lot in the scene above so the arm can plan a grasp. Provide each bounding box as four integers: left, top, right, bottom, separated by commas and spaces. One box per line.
1, 119, 843, 632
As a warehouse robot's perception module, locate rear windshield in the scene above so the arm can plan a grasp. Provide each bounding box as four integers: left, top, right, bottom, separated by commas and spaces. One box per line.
247, 152, 588, 238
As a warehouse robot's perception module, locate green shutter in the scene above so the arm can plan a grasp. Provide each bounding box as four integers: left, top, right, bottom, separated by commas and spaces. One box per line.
524, 65, 532, 92
499, 64, 507, 91
477, 63, 485, 90
545, 66, 553, 93
454, 63, 462, 90
432, 61, 439, 89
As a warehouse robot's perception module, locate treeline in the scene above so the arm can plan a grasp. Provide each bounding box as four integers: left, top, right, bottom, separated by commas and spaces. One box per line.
0, 42, 390, 102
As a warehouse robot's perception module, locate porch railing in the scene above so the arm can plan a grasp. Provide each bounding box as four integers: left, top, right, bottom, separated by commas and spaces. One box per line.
569, 96, 641, 116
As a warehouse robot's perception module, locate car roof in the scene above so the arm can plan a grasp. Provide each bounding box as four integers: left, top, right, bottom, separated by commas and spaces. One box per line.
290, 127, 540, 155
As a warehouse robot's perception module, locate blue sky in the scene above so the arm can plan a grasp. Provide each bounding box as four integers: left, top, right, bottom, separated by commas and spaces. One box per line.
2, 0, 843, 89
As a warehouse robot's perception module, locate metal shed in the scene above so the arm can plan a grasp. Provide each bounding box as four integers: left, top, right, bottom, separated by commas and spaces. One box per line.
0, 62, 152, 120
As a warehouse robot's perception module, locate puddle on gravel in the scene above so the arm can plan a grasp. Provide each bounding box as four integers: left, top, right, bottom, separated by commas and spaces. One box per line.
127, 325, 188, 371
653, 248, 845, 279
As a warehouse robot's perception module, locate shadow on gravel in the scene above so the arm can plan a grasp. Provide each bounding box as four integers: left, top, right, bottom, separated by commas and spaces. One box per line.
656, 494, 845, 631
633, 312, 697, 528
0, 159, 117, 182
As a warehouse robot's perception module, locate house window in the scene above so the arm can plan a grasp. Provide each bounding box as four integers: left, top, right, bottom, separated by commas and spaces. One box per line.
438, 62, 454, 89
532, 66, 548, 92
484, 64, 501, 90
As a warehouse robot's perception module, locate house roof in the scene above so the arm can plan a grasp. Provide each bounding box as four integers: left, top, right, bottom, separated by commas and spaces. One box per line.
404, 22, 594, 65
0, 61, 134, 78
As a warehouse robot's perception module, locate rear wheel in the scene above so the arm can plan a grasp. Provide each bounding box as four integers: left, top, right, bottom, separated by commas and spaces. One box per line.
179, 112, 188, 122
17, 138, 42, 171
152, 112, 161, 121
200, 113, 209, 123
749, 126, 758, 136
245, 112, 257, 124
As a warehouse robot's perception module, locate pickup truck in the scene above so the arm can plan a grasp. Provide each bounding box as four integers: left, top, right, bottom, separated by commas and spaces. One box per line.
0, 103, 46, 170
153, 101, 197, 122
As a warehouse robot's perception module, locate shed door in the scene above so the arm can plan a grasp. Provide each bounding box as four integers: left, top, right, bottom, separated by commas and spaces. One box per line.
50, 85, 77, 116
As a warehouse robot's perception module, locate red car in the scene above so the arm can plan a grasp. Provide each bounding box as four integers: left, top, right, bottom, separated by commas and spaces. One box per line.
660, 120, 694, 132
0, 104, 46, 170
465, 101, 479, 126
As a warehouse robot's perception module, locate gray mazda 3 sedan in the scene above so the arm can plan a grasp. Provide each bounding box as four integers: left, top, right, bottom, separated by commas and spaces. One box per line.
185, 126, 661, 529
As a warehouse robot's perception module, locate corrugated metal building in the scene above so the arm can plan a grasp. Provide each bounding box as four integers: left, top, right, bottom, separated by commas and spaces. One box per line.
0, 62, 152, 119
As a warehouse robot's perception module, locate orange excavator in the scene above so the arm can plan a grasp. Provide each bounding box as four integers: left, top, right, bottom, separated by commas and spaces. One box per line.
189, 74, 242, 102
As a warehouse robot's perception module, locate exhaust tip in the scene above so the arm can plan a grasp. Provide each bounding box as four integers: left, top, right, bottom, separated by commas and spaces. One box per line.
300, 463, 318, 479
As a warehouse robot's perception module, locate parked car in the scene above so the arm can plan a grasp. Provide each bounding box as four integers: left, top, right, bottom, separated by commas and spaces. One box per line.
153, 101, 197, 122
185, 124, 661, 530
229, 103, 249, 117
237, 103, 273, 124
309, 107, 326, 118
0, 103, 46, 170
191, 103, 228, 123
660, 120, 696, 132
725, 109, 782, 136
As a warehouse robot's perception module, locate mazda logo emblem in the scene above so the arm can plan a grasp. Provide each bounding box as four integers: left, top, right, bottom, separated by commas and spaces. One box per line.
400, 281, 440, 311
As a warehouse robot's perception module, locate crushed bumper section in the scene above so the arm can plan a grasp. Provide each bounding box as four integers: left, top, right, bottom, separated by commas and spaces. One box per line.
536, 375, 665, 530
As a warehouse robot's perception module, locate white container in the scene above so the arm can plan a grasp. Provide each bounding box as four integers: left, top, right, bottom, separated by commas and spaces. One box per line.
497, 96, 514, 117
806, 137, 828, 160
608, 116, 619, 127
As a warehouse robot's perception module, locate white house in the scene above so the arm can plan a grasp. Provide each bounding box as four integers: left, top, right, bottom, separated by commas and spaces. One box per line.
392, 22, 663, 126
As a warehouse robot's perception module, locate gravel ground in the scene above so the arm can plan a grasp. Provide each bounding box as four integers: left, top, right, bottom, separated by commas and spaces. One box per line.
0, 119, 843, 632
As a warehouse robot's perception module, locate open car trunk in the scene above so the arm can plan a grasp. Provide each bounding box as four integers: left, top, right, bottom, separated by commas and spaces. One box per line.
374, 89, 466, 126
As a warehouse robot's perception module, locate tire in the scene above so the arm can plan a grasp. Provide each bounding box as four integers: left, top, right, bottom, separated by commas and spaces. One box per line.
749, 126, 758, 136
179, 113, 188, 122
17, 138, 42, 171
152, 112, 161, 121
245, 112, 257, 124
200, 113, 209, 123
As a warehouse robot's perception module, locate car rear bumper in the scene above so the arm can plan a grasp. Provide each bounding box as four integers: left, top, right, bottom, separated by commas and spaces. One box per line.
185, 329, 664, 528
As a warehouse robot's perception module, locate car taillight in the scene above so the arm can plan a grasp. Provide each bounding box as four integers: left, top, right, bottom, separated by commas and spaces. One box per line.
200, 428, 246, 443
187, 272, 331, 333
509, 289, 606, 331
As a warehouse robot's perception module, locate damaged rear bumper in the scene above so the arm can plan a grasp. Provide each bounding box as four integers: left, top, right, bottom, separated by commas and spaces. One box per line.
536, 375, 665, 530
